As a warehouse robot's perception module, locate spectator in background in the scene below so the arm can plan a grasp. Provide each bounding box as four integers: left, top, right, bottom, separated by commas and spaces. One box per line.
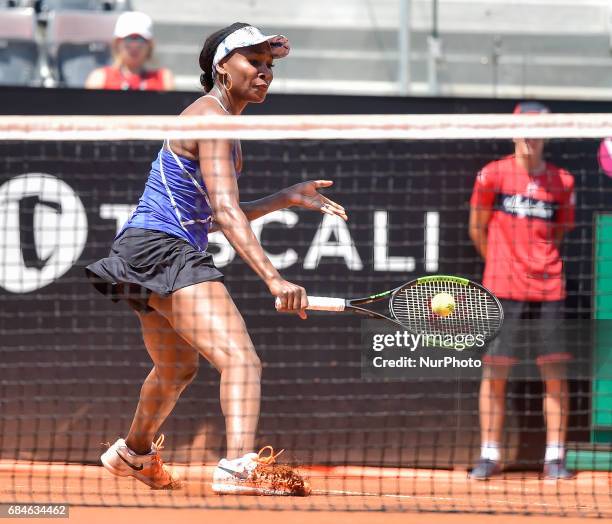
85, 11, 174, 91
468, 101, 576, 480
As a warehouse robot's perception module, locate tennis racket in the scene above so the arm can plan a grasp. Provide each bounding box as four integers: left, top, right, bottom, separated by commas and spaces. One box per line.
277, 275, 504, 349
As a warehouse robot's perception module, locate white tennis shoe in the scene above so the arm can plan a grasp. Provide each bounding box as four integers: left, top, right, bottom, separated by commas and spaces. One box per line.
100, 434, 181, 490
212, 446, 310, 496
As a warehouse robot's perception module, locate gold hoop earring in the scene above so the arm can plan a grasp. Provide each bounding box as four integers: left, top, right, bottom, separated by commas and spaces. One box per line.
221, 72, 233, 92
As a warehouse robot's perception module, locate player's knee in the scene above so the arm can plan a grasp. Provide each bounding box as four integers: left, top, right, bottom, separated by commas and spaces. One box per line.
482, 363, 510, 382
229, 347, 262, 376
543, 378, 566, 395
250, 352, 263, 376
177, 362, 199, 385
539, 362, 567, 382
480, 381, 506, 401
244, 349, 262, 376
156, 362, 199, 392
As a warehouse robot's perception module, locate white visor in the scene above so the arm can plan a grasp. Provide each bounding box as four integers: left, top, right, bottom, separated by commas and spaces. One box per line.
212, 25, 290, 80
114, 12, 153, 40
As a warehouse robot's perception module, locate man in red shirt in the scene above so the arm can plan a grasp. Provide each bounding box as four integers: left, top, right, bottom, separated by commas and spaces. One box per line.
468, 102, 575, 480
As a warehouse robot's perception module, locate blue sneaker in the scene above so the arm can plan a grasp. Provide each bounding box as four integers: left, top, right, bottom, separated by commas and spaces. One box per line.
543, 460, 575, 480
469, 458, 502, 480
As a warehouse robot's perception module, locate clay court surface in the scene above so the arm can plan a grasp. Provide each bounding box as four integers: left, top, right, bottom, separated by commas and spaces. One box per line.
1, 462, 609, 523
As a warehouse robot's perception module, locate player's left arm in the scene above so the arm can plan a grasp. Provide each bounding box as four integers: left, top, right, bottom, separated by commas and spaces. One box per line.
553, 174, 576, 249
244, 180, 347, 221
209, 181, 347, 232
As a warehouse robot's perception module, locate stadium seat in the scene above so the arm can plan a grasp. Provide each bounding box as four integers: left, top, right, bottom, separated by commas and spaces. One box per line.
45, 10, 118, 87
0, 1, 36, 8
40, 0, 131, 12
0, 7, 39, 86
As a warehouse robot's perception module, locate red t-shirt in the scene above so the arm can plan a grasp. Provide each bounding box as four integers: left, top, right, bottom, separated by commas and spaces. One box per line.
101, 66, 167, 91
470, 155, 575, 301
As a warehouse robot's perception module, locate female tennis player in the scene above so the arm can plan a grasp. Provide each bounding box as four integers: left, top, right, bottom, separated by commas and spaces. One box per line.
86, 22, 347, 496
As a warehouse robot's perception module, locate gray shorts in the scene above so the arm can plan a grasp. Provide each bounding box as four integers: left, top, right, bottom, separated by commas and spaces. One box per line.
483, 299, 572, 367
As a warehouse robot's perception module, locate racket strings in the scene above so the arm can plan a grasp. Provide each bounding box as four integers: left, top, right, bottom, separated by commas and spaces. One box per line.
390, 281, 502, 339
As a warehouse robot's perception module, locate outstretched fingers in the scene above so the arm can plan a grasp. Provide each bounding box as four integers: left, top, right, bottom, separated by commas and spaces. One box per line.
320, 196, 348, 221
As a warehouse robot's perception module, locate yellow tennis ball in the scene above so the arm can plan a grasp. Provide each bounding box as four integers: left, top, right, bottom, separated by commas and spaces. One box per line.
431, 292, 455, 317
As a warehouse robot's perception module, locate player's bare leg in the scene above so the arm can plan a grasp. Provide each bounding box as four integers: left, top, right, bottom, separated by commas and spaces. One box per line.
151, 281, 261, 459
100, 312, 189, 489
100, 310, 189, 489
543, 378, 569, 446
541, 362, 573, 479
480, 364, 510, 447
151, 281, 309, 495
471, 365, 509, 479
126, 311, 199, 453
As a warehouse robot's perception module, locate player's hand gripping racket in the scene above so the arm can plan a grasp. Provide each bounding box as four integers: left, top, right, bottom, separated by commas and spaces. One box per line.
276, 275, 504, 349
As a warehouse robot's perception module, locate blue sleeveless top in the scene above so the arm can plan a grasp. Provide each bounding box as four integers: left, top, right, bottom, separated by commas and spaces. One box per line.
119, 140, 240, 252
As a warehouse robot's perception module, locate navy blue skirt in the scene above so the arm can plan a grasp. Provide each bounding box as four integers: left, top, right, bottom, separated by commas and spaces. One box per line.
85, 227, 223, 313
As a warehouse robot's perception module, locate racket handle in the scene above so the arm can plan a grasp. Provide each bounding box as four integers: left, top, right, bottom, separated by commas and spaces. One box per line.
274, 296, 346, 312
306, 296, 346, 311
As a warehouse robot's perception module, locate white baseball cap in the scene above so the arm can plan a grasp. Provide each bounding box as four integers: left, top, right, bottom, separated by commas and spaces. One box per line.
114, 11, 154, 40
212, 25, 290, 79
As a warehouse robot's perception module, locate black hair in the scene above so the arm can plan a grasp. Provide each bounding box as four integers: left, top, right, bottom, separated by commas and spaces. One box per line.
199, 22, 251, 92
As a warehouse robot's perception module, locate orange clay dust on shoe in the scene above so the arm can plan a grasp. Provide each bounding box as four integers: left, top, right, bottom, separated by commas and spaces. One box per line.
145, 435, 182, 490
249, 446, 311, 496
212, 445, 311, 496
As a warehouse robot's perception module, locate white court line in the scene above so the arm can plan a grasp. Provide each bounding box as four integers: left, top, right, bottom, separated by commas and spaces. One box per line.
311, 489, 573, 508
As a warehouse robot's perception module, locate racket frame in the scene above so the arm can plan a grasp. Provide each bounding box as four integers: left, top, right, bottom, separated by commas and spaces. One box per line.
309, 275, 505, 347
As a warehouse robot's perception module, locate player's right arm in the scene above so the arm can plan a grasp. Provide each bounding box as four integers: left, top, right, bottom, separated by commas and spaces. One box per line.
469, 167, 496, 260
469, 206, 492, 259
198, 136, 308, 317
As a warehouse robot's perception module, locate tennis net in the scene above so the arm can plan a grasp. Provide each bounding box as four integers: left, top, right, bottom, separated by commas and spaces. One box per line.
0, 113, 611, 515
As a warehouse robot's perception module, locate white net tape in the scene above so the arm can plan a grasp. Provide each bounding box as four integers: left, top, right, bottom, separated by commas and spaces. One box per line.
1, 113, 612, 141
